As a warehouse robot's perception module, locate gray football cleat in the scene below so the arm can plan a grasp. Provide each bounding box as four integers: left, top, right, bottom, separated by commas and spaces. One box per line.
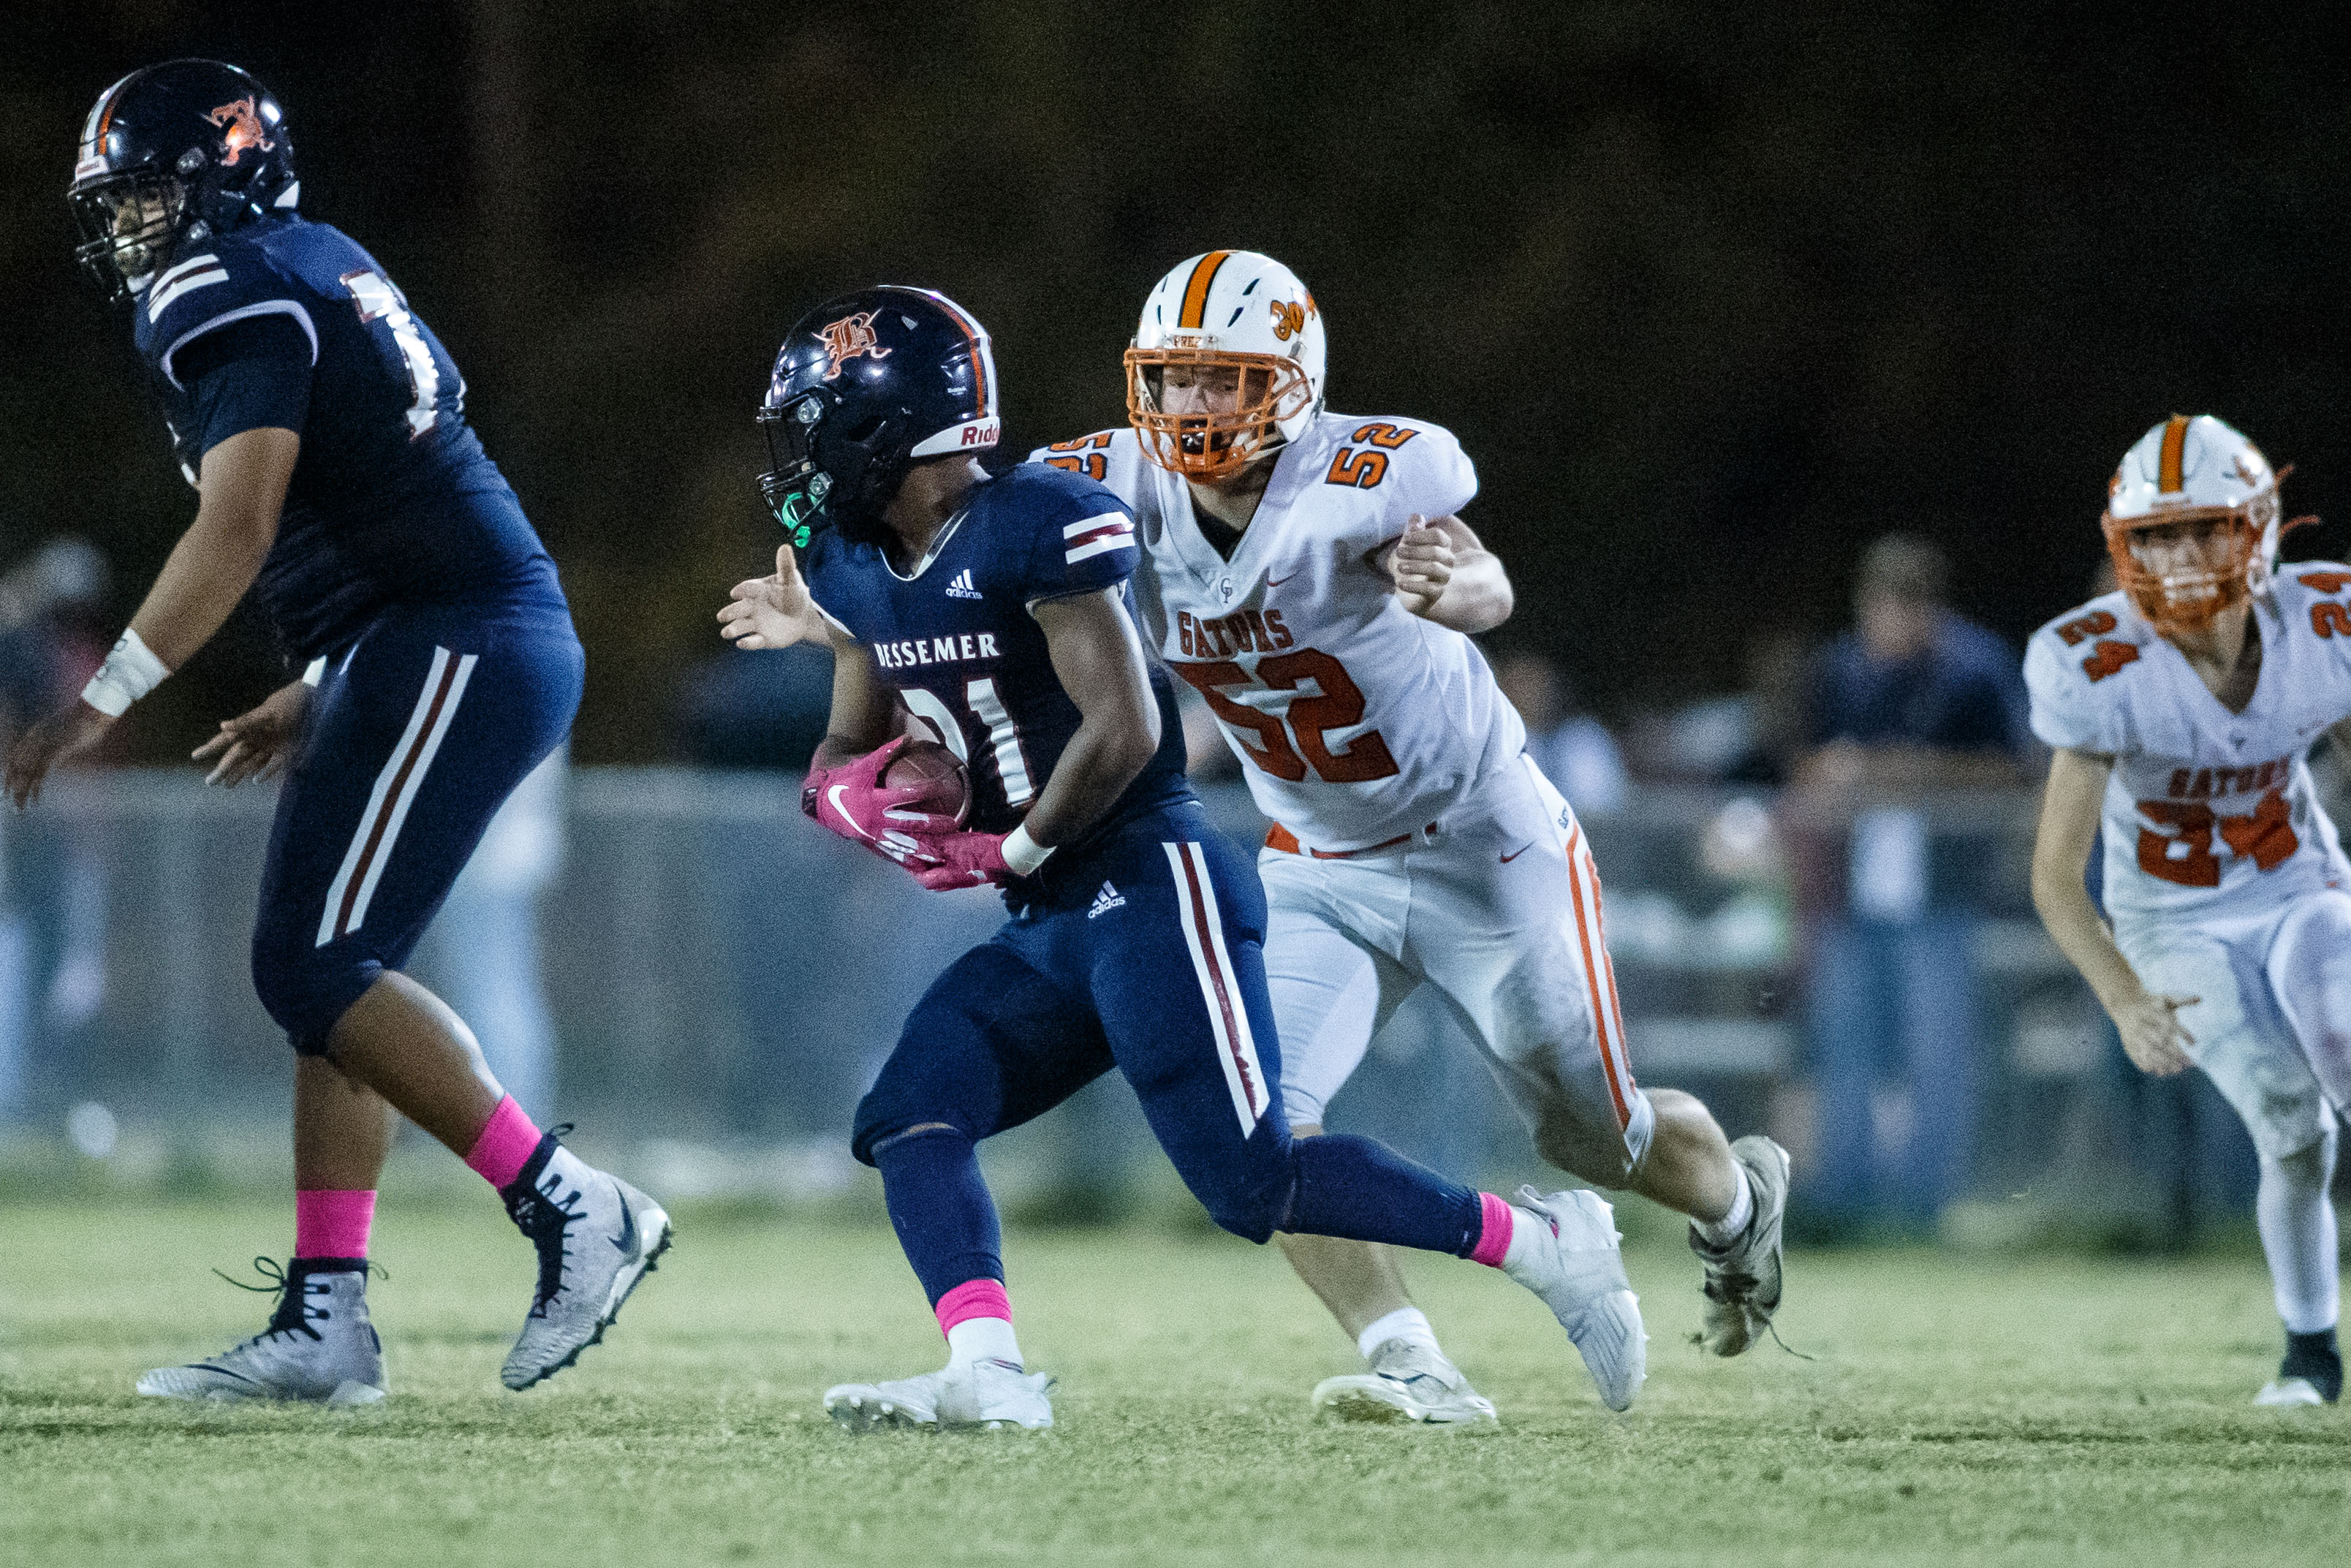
1503, 1186, 1646, 1412
825, 1360, 1055, 1432
1312, 1338, 1499, 1426
1690, 1135, 1790, 1357
137, 1260, 385, 1406
499, 1148, 672, 1391
2255, 1377, 2328, 1407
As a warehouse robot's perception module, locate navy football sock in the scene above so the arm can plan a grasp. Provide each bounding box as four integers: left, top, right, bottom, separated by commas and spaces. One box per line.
872, 1126, 1005, 1306
1282, 1132, 1487, 1257
2283, 1328, 2342, 1402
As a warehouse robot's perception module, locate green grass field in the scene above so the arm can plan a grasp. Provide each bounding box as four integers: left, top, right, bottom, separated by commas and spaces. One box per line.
2, 1197, 2347, 1567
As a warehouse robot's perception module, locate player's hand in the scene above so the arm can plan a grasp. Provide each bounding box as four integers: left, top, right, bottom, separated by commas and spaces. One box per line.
192, 678, 312, 787
5, 700, 116, 810
906, 828, 1015, 891
801, 737, 958, 866
1387, 515, 1455, 616
2108, 988, 2199, 1076
719, 544, 830, 651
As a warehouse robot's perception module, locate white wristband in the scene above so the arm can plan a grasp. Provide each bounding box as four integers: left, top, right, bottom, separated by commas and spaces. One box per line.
80, 628, 172, 718
1002, 824, 1056, 876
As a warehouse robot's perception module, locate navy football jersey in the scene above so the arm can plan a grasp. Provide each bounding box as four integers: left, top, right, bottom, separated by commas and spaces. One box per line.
801, 464, 1191, 847
133, 215, 564, 658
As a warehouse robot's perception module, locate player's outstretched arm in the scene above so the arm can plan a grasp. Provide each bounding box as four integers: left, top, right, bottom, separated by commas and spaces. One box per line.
7, 425, 296, 808
2029, 746, 2195, 1075
719, 543, 843, 652
1381, 514, 1512, 634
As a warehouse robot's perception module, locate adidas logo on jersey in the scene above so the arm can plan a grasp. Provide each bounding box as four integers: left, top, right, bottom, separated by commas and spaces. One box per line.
1088, 881, 1126, 919
945, 569, 983, 600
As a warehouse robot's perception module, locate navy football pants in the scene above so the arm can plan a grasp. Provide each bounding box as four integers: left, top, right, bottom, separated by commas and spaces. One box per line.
251, 603, 583, 1053
852, 802, 1487, 1304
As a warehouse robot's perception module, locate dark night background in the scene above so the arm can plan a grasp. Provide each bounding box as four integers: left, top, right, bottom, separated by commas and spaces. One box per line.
5, 1, 2347, 762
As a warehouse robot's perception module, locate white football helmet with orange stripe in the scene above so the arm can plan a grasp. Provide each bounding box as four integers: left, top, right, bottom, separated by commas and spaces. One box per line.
2102, 413, 2285, 634
1126, 251, 1326, 480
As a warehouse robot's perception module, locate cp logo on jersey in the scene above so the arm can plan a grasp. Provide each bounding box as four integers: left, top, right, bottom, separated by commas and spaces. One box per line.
818, 311, 892, 380
208, 96, 275, 167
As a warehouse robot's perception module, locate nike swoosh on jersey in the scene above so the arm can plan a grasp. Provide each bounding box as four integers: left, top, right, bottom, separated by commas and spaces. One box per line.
1265, 573, 1298, 588
1500, 844, 1533, 863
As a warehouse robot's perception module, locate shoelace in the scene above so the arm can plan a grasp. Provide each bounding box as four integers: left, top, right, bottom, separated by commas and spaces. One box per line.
210, 1257, 330, 1346
508, 1177, 587, 1317
498, 1123, 588, 1318
1690, 1265, 1817, 1362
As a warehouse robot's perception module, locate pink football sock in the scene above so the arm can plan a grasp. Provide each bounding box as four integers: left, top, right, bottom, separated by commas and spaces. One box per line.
1469, 1191, 1515, 1268
463, 1095, 545, 1190
934, 1278, 1013, 1336
295, 1189, 376, 1260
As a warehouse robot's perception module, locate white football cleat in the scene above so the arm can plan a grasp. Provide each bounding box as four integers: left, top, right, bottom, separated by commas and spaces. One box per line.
2255, 1377, 2327, 1407
1503, 1186, 1646, 1412
1691, 1135, 1792, 1357
1312, 1338, 1499, 1426
825, 1360, 1055, 1432
137, 1260, 385, 1406
500, 1151, 673, 1391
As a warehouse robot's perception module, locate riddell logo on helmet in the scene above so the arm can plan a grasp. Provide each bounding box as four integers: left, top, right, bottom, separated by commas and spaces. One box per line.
208, 97, 274, 167
818, 311, 892, 380
961, 420, 1000, 447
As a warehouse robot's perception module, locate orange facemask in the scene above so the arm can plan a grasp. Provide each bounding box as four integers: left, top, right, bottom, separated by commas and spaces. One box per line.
2100, 508, 2263, 635
1124, 349, 1314, 480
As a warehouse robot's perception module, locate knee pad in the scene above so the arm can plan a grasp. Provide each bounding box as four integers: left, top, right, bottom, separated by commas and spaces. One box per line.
1186, 1143, 1292, 1244
1199, 1185, 1284, 1245
2266, 1121, 2338, 1186
850, 1087, 975, 1168
251, 931, 382, 1056
1534, 1088, 1655, 1192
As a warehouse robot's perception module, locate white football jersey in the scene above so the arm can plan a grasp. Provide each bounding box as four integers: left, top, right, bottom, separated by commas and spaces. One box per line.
1029, 412, 1523, 852
2024, 567, 2351, 920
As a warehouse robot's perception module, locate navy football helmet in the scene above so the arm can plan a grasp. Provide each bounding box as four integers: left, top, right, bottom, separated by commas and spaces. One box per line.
69, 60, 298, 300
757, 287, 1001, 547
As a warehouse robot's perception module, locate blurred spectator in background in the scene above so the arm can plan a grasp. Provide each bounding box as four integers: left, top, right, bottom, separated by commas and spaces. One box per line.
1495, 648, 1627, 814
1627, 631, 1820, 788
0, 538, 116, 1126
1789, 533, 2033, 1235
410, 746, 568, 1124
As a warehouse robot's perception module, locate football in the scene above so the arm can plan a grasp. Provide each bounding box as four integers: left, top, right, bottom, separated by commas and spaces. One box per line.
882, 736, 971, 825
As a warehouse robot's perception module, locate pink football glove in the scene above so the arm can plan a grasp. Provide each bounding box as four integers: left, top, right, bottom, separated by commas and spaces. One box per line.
801, 737, 959, 870
908, 829, 1015, 891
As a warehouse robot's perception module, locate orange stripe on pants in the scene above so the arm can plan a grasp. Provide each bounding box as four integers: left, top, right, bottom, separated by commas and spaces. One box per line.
1563, 824, 1635, 1128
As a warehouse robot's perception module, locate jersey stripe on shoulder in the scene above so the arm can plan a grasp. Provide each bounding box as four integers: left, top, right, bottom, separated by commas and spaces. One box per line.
146, 254, 227, 322
1064, 512, 1135, 564
152, 252, 219, 292
159, 300, 320, 389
